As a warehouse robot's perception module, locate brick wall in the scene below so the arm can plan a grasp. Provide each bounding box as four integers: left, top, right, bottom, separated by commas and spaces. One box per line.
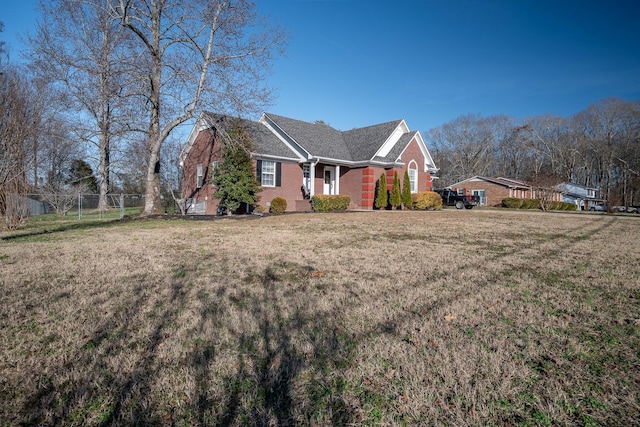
339, 167, 363, 209
259, 161, 308, 212
182, 128, 223, 214
453, 182, 514, 207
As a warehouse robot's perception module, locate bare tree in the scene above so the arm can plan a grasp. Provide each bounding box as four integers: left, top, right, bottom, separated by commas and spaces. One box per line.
109, 0, 287, 214
0, 68, 37, 228
30, 0, 137, 211
427, 114, 511, 185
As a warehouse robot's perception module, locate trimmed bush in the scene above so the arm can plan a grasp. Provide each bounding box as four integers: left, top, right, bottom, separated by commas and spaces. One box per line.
374, 173, 388, 209
502, 198, 522, 209
402, 170, 412, 209
269, 197, 287, 214
413, 191, 443, 210
521, 199, 540, 210
390, 171, 401, 209
549, 201, 578, 211
311, 195, 351, 212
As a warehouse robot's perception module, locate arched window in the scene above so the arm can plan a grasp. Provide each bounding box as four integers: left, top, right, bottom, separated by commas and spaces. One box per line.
408, 160, 418, 193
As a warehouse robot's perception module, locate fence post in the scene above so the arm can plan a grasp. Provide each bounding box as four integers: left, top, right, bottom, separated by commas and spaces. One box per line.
78, 193, 82, 220
120, 193, 125, 219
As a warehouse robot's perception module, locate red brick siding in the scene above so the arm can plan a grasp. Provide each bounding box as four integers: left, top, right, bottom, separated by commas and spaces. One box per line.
339, 167, 362, 209
182, 128, 223, 214
397, 137, 433, 192
452, 181, 530, 207
361, 168, 375, 208
258, 161, 307, 212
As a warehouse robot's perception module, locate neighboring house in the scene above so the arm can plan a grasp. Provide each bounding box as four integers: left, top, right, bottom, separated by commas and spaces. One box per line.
448, 176, 562, 207
555, 182, 603, 210
180, 112, 438, 213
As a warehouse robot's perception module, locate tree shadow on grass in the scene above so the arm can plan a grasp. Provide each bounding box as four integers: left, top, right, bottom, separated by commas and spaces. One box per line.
212, 263, 359, 426
18, 276, 190, 426
12, 215, 626, 425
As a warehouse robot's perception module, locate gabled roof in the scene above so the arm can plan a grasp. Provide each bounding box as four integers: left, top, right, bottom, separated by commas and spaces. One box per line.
180, 112, 301, 163
451, 176, 532, 189
182, 111, 435, 169
263, 113, 408, 164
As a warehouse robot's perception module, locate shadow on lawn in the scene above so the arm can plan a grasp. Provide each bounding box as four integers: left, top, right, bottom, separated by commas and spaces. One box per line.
17, 214, 623, 425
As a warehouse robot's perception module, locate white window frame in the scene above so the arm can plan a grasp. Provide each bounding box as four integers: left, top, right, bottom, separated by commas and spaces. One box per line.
211, 160, 219, 183
408, 161, 418, 193
261, 160, 276, 187
196, 163, 203, 188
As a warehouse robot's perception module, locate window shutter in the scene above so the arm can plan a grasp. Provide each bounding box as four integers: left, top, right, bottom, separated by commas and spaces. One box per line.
276, 162, 281, 187
256, 160, 262, 184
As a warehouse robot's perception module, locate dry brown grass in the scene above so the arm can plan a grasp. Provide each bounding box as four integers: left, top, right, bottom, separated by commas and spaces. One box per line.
1, 210, 639, 426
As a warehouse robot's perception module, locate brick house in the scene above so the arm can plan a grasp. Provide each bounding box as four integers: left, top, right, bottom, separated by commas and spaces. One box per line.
448, 176, 562, 207
180, 112, 438, 213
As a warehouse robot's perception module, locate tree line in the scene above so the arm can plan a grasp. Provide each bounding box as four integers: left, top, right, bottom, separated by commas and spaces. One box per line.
0, 0, 286, 228
427, 98, 640, 206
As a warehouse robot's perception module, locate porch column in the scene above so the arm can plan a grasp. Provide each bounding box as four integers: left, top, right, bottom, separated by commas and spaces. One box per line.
335, 165, 340, 194
309, 161, 316, 196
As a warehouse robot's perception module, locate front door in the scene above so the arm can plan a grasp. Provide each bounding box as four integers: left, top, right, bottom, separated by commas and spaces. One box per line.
323, 167, 335, 195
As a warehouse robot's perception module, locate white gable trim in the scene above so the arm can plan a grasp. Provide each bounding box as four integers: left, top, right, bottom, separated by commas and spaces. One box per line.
259, 113, 309, 162
374, 120, 410, 158
179, 113, 214, 164
397, 131, 438, 173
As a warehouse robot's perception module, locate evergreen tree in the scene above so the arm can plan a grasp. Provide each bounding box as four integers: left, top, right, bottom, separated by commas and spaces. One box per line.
374, 173, 388, 209
68, 159, 98, 193
212, 122, 261, 213
390, 170, 401, 209
402, 169, 412, 209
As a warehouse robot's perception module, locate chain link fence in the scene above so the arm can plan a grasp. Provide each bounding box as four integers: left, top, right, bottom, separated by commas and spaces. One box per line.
23, 193, 146, 220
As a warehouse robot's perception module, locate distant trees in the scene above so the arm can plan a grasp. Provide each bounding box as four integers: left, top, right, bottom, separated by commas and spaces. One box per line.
0, 68, 35, 227
427, 98, 640, 206
24, 0, 288, 217
30, 0, 135, 211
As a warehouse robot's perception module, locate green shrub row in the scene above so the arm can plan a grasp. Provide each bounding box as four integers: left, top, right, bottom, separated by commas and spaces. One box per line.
502, 198, 577, 211
311, 195, 351, 212
412, 191, 443, 210
269, 197, 287, 214
549, 201, 578, 211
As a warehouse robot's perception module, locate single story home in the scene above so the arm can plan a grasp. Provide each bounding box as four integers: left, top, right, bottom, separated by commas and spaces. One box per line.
448, 176, 562, 207
180, 112, 438, 213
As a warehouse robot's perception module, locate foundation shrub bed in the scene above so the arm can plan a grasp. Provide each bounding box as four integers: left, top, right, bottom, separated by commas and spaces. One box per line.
502, 198, 523, 209
502, 198, 577, 210
550, 201, 578, 211
311, 195, 350, 212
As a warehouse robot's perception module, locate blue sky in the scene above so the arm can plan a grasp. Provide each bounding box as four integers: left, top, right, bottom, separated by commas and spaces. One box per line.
2, 0, 640, 133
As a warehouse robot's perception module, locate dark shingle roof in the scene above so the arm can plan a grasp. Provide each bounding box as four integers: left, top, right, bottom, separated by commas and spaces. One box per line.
202, 112, 300, 159
197, 112, 412, 165
342, 120, 403, 161
264, 113, 350, 160
265, 113, 404, 163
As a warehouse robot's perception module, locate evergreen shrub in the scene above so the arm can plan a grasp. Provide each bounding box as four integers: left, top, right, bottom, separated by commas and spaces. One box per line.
374, 173, 388, 209
502, 198, 522, 209
413, 191, 443, 210
269, 197, 287, 214
521, 199, 540, 209
311, 195, 351, 212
